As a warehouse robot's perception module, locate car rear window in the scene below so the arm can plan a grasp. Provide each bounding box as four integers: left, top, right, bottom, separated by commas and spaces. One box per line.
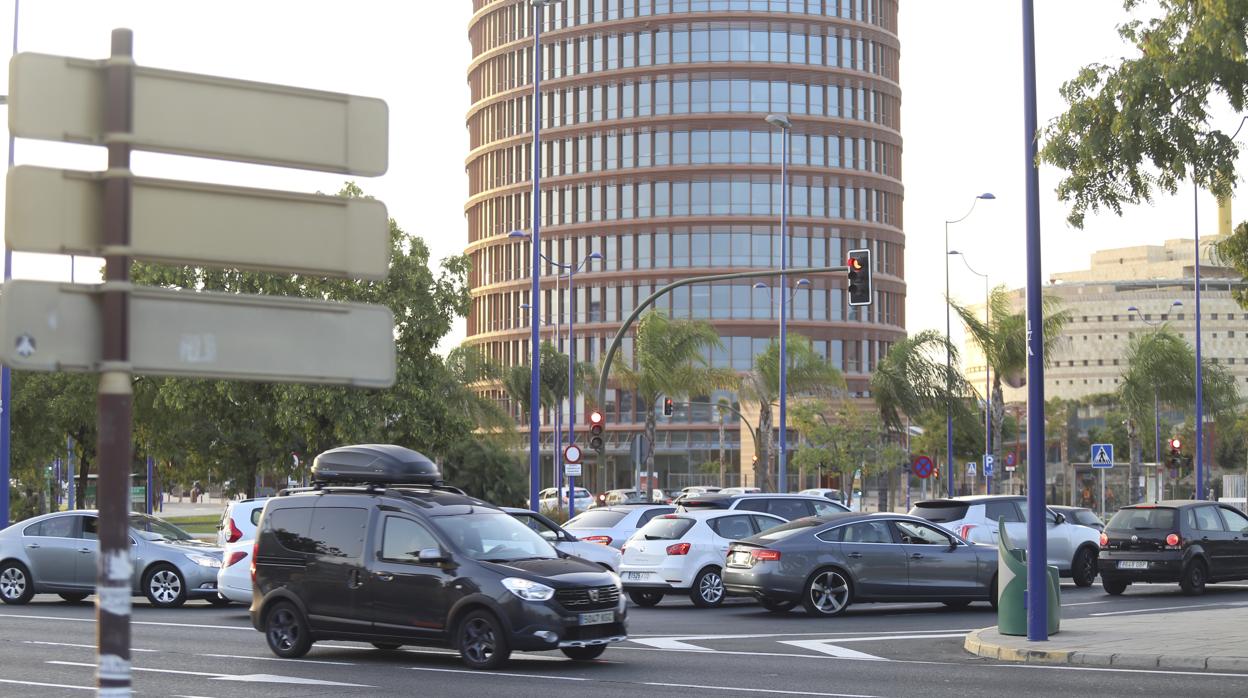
565, 509, 629, 529
909, 502, 970, 523
756, 517, 822, 541
636, 516, 696, 540
678, 498, 726, 509
1106, 507, 1177, 532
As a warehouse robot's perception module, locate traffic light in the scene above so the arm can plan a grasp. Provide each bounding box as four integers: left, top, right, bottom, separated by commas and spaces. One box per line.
663, 397, 674, 417
1168, 437, 1183, 470
1169, 437, 1182, 452
846, 248, 872, 306
589, 410, 605, 452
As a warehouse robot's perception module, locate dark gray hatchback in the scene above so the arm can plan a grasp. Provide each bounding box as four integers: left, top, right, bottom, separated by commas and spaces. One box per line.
1098, 501, 1248, 595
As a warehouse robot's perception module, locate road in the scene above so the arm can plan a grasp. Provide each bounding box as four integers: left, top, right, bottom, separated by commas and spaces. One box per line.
0, 582, 1245, 697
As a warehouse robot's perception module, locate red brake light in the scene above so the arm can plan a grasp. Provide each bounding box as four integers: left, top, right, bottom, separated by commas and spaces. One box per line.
958, 524, 977, 540
582, 535, 613, 545
226, 551, 248, 567
666, 542, 691, 556
227, 518, 243, 544
751, 549, 782, 562
1099, 533, 1109, 547
1166, 533, 1181, 546
250, 540, 258, 583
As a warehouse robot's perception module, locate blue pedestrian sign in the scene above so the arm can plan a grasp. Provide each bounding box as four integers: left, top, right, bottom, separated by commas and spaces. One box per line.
1091, 443, 1114, 469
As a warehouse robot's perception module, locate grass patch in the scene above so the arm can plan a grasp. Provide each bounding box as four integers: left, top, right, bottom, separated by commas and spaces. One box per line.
162, 514, 219, 535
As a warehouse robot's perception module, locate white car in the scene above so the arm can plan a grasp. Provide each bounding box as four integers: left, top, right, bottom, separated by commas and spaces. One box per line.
718, 487, 762, 495
504, 508, 622, 572
215, 498, 267, 604
799, 488, 859, 512
539, 487, 594, 513
620, 510, 786, 608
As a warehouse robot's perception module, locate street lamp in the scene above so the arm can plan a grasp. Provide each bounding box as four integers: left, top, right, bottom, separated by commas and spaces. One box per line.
945, 193, 995, 497
949, 250, 991, 494
1128, 300, 1183, 500
765, 113, 793, 492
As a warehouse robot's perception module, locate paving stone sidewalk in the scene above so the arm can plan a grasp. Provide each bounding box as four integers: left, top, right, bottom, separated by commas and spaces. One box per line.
965, 607, 1248, 672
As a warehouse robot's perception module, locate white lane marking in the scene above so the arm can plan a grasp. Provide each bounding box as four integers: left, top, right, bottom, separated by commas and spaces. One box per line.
22, 640, 159, 652
1090, 602, 1248, 617
0, 677, 94, 691
47, 661, 370, 687
201, 653, 354, 666
49, 660, 221, 677
407, 666, 876, 697
778, 641, 885, 660
625, 627, 974, 638
3, 613, 250, 631
630, 629, 972, 650
1064, 601, 1112, 606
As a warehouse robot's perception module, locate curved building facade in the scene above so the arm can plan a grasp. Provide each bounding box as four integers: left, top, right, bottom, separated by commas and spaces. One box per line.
465, 0, 905, 489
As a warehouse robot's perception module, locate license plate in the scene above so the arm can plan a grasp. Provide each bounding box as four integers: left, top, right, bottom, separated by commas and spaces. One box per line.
623, 571, 648, 581
1118, 560, 1149, 569
730, 551, 751, 565
579, 611, 614, 626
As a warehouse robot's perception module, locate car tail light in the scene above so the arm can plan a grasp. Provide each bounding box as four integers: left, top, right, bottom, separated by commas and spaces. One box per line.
225, 551, 248, 567
958, 524, 977, 540
666, 542, 691, 556
250, 540, 258, 583
226, 518, 243, 544
751, 549, 782, 562
582, 536, 613, 545
1166, 533, 1181, 546
1099, 533, 1109, 547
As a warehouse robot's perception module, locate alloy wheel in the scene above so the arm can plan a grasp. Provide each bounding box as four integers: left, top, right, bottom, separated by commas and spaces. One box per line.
268, 607, 301, 652
809, 571, 850, 615
699, 571, 724, 604
149, 569, 182, 604
461, 617, 497, 665
0, 567, 26, 600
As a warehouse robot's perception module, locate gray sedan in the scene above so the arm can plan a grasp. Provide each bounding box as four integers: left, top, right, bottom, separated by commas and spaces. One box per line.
722, 512, 998, 617
0, 510, 226, 608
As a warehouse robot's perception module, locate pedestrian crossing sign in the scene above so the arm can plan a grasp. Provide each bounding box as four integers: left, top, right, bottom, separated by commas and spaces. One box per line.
1091, 443, 1114, 468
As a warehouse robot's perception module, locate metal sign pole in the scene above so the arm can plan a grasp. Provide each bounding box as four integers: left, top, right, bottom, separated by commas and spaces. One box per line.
96, 28, 134, 696
1100, 468, 1106, 520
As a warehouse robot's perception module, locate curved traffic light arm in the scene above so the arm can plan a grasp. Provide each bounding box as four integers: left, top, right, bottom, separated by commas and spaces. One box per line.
594, 265, 847, 411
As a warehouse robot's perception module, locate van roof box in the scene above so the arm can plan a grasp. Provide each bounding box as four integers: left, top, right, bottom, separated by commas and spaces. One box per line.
311, 444, 442, 486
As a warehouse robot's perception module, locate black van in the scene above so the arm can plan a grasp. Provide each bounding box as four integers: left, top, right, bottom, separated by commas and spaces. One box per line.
250, 444, 627, 669
1098, 500, 1248, 595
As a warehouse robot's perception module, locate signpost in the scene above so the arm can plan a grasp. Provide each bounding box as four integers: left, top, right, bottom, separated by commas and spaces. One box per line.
984, 455, 995, 495
1, 31, 392, 694
912, 455, 934, 479
1091, 444, 1115, 520
966, 461, 977, 495
563, 445, 582, 477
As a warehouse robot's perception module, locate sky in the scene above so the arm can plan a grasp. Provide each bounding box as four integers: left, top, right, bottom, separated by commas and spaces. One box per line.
2, 1, 1243, 356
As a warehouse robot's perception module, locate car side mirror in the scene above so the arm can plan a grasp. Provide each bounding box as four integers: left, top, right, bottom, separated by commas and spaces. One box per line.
418, 547, 448, 564
1053, 513, 1066, 525
947, 539, 958, 551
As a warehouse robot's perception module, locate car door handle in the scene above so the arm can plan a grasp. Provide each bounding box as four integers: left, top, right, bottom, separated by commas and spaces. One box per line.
78, 548, 92, 554
374, 572, 395, 582
847, 552, 863, 559
910, 553, 924, 560
347, 569, 364, 589
24, 543, 40, 550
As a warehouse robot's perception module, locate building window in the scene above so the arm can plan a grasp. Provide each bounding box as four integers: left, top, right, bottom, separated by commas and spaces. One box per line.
1230, 330, 1236, 338
1082, 359, 1089, 366
1112, 314, 1118, 321
1112, 359, 1119, 366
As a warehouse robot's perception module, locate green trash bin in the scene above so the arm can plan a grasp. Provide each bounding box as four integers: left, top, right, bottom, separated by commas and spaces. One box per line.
996, 518, 1060, 636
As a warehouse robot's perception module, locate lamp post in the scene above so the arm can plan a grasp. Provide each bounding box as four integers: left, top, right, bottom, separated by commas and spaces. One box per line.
765, 113, 792, 492
1128, 300, 1183, 501
949, 250, 991, 494
944, 193, 995, 497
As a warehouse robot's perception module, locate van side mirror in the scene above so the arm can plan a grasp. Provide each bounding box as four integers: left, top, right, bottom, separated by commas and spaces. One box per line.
418, 547, 448, 564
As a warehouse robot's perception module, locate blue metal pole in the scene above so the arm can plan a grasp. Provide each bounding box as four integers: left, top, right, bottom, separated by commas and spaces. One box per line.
778, 125, 790, 493
1193, 182, 1205, 500
146, 456, 153, 515
66, 436, 74, 510
985, 274, 992, 495
0, 0, 18, 531
1021, 0, 1049, 641
528, 1, 545, 512
945, 223, 954, 498
567, 263, 576, 519
1154, 390, 1161, 500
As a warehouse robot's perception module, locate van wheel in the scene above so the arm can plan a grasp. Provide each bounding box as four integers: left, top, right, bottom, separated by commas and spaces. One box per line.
0, 562, 35, 605
142, 564, 187, 608
1180, 560, 1208, 596
690, 567, 725, 608
1102, 578, 1128, 595
628, 590, 662, 607
457, 609, 510, 670
561, 645, 607, 661
264, 602, 312, 659
802, 568, 852, 617
1071, 547, 1098, 587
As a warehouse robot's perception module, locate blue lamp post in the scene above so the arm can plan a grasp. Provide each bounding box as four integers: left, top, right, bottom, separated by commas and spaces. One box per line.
944, 193, 994, 497
765, 113, 792, 493
949, 250, 991, 494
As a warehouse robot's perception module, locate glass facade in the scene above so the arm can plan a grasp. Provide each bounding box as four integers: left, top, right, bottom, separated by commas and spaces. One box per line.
465, 0, 904, 482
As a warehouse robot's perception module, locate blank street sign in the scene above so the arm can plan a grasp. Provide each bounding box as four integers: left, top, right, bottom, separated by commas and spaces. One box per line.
7, 166, 390, 279
0, 280, 395, 387
9, 52, 387, 175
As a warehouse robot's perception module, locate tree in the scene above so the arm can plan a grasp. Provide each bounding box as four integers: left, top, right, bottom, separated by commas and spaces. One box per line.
442, 438, 527, 506
502, 341, 570, 420
737, 335, 845, 491
11, 372, 97, 510
612, 311, 735, 491
952, 285, 1071, 481
871, 330, 976, 434
1039, 0, 1248, 229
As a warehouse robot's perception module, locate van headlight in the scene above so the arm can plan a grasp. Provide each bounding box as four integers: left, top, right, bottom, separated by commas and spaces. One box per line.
502, 577, 555, 601
186, 554, 221, 569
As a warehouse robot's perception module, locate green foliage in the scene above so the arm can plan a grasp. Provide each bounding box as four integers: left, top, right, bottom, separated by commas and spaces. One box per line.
1040, 0, 1248, 228
871, 330, 974, 433
503, 341, 571, 418
441, 438, 528, 507
10, 372, 96, 509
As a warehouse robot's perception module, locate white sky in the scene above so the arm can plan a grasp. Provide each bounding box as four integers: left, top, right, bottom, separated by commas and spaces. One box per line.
2, 1, 1242, 356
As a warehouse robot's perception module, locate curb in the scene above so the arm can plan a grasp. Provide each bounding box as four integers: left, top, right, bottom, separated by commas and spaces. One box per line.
964, 628, 1248, 673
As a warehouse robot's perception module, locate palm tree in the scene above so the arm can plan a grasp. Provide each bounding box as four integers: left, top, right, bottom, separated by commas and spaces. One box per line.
871, 330, 975, 434
952, 285, 1071, 475
612, 311, 736, 490
443, 345, 514, 437
502, 341, 569, 420
737, 335, 845, 491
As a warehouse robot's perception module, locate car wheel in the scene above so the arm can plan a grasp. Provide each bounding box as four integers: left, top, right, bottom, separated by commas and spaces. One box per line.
456, 609, 511, 670
1101, 578, 1128, 595
690, 567, 725, 608
58, 592, 90, 604
628, 590, 663, 607
759, 598, 796, 613
0, 562, 35, 605
1180, 560, 1208, 596
142, 564, 188, 608
264, 601, 312, 659
561, 645, 607, 661
371, 643, 402, 650
206, 594, 232, 607
942, 600, 972, 609
1071, 547, 1098, 587
801, 568, 852, 617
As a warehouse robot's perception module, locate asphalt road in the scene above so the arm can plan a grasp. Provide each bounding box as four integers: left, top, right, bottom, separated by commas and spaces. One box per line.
1, 582, 1245, 697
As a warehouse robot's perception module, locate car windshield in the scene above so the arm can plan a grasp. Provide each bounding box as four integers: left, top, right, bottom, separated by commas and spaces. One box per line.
565, 509, 629, 529
755, 517, 823, 541
635, 516, 695, 540
1074, 511, 1103, 527
1106, 507, 1177, 532
430, 511, 557, 563
128, 514, 193, 542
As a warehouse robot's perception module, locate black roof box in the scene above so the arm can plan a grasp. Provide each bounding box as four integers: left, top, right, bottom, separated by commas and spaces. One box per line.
311, 444, 442, 486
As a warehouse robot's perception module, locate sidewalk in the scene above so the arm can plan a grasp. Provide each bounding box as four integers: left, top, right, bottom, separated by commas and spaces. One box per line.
965, 606, 1248, 671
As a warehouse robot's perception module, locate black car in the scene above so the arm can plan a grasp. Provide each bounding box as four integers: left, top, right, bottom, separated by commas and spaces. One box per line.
250, 444, 626, 669
1098, 500, 1248, 596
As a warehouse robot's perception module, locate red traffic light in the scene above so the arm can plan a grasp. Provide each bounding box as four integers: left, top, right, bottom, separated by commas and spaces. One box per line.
847, 256, 863, 271
589, 410, 604, 426
1169, 437, 1182, 451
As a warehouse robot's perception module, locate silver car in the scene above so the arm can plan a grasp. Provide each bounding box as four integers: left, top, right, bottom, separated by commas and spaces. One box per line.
564, 504, 676, 549
0, 511, 226, 608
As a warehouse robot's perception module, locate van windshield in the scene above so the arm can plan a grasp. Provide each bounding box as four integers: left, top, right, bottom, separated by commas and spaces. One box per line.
1106, 507, 1177, 532
431, 511, 557, 563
